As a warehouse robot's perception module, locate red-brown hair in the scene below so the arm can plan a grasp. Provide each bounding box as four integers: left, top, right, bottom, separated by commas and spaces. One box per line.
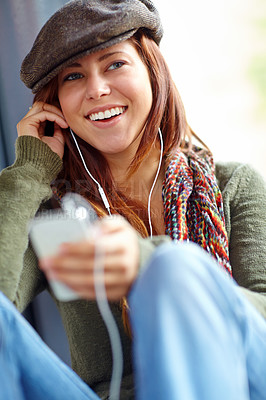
34, 31, 201, 237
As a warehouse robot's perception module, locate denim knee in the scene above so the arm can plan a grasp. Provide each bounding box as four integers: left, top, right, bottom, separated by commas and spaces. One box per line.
136, 241, 221, 287
129, 241, 233, 316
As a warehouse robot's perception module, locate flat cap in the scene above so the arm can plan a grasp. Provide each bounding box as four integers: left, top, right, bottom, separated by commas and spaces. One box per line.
20, 0, 163, 93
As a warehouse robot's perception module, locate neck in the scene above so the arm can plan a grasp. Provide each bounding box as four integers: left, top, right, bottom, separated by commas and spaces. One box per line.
111, 144, 163, 204
103, 136, 166, 236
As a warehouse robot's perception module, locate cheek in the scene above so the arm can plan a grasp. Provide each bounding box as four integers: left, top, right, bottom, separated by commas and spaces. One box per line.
138, 70, 153, 111
58, 90, 79, 121
126, 75, 152, 113
137, 81, 153, 117
58, 93, 69, 118
144, 84, 153, 110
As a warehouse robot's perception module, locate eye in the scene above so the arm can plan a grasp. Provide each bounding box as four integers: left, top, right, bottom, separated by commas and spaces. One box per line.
107, 61, 125, 71
63, 72, 83, 82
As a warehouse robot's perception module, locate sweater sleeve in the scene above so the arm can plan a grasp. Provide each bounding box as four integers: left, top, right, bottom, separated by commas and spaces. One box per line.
218, 163, 266, 318
0, 136, 63, 311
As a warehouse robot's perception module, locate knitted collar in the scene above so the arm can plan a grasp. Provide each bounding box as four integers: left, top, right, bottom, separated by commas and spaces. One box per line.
162, 148, 231, 275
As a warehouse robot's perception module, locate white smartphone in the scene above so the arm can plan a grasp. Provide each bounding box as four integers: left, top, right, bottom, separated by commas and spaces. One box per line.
29, 194, 97, 301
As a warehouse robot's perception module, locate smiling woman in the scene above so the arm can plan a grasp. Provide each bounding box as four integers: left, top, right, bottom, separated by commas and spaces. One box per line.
31, 29, 189, 236
0, 1, 265, 400
56, 41, 153, 159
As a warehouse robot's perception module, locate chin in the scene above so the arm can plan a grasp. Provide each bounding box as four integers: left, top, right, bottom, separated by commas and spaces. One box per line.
101, 146, 128, 155
99, 141, 134, 155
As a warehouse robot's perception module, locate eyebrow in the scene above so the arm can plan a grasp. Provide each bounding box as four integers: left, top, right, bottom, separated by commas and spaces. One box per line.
65, 51, 125, 69
98, 51, 125, 62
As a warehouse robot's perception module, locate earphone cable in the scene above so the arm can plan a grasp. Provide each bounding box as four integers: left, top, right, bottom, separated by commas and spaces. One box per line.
70, 129, 111, 215
93, 241, 123, 400
147, 128, 164, 238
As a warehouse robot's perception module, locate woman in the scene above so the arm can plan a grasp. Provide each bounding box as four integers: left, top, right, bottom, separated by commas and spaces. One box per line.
0, 0, 265, 399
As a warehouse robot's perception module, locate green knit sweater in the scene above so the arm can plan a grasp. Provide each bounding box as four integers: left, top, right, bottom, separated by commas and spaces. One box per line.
0, 136, 265, 399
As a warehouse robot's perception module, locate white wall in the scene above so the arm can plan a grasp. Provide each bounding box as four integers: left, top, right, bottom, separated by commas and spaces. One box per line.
155, 0, 266, 177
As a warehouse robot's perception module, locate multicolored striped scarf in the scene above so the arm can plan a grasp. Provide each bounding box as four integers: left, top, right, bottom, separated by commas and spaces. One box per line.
162, 148, 232, 275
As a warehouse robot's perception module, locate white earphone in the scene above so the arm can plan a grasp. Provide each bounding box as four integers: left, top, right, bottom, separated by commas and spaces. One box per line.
69, 127, 164, 237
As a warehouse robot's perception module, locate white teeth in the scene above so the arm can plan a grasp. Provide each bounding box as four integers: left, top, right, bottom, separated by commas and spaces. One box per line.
104, 110, 111, 118
88, 107, 125, 121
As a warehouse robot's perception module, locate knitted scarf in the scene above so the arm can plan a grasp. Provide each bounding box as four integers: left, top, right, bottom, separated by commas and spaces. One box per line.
162, 148, 232, 275
122, 147, 232, 337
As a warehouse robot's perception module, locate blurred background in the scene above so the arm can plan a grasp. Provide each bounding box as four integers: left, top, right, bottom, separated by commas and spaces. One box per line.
157, 0, 266, 177
1, 0, 265, 174
0, 0, 265, 364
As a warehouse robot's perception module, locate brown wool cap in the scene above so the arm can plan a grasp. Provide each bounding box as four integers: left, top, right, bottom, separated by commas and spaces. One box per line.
20, 0, 163, 93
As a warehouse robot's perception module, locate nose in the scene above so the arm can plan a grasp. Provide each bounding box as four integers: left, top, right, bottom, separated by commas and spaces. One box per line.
85, 73, 111, 100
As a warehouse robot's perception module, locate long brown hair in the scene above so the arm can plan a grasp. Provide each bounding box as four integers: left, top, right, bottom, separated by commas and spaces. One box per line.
34, 31, 199, 236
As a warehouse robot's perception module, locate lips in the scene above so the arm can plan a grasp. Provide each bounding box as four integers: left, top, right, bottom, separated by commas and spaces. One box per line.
87, 106, 127, 121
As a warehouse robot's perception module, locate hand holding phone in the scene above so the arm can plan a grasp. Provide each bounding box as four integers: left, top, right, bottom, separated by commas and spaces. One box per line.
29, 193, 97, 301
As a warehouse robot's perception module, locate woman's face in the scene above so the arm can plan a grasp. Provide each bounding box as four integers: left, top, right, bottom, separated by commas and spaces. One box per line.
57, 40, 153, 158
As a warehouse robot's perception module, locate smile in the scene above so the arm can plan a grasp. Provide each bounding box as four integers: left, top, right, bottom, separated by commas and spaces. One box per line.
88, 106, 127, 121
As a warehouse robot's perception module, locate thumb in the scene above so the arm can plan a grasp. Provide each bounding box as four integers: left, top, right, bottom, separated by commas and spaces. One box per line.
53, 122, 66, 145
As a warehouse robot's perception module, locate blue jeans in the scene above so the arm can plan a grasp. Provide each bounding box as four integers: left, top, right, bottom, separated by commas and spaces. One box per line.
129, 242, 266, 400
0, 242, 266, 399
0, 291, 100, 400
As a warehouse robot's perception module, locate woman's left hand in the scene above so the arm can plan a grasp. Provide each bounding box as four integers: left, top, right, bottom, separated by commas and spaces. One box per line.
39, 216, 140, 301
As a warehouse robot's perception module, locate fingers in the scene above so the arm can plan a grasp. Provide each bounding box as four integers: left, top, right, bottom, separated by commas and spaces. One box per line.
30, 102, 67, 128
40, 251, 131, 301
95, 215, 129, 235
39, 217, 140, 301
17, 102, 68, 158
24, 101, 67, 126
17, 101, 68, 138
53, 122, 65, 141
26, 102, 65, 120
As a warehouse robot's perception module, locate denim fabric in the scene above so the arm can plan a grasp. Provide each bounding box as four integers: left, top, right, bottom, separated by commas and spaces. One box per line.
129, 242, 266, 400
0, 292, 100, 400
